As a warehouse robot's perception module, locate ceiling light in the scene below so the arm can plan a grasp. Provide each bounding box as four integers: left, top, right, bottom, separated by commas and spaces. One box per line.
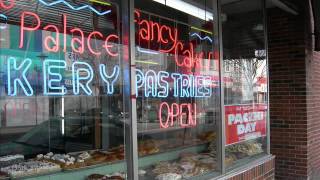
152, 0, 213, 21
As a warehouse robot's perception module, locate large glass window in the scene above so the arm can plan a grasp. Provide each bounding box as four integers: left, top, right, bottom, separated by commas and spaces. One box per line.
0, 0, 128, 179
221, 0, 268, 169
134, 0, 220, 179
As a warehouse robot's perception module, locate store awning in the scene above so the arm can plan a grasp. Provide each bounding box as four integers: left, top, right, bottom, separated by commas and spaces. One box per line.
313, 0, 320, 51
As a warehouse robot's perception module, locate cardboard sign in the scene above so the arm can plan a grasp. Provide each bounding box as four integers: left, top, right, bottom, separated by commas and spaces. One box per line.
225, 104, 267, 145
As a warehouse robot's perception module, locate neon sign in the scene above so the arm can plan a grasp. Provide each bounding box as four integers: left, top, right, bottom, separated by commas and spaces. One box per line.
159, 102, 197, 128
135, 69, 212, 98
190, 33, 213, 43
0, 0, 15, 10
19, 12, 119, 57
6, 57, 120, 96
72, 62, 94, 95
99, 64, 120, 95
38, 0, 111, 16
7, 57, 33, 96
43, 59, 67, 96
135, 10, 215, 70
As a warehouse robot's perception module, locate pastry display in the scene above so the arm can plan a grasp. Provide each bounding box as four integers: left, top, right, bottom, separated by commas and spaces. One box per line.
138, 169, 146, 176
226, 141, 263, 158
0, 160, 61, 178
151, 152, 217, 179
197, 131, 216, 142
152, 162, 182, 175
87, 172, 126, 180
156, 173, 182, 180
107, 172, 126, 179
87, 173, 105, 180
138, 140, 160, 156
34, 146, 126, 170
208, 141, 217, 157
0, 154, 24, 168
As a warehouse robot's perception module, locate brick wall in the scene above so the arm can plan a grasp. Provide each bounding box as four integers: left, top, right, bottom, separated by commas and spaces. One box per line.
307, 49, 320, 179
307, 0, 320, 177
268, 6, 309, 180
226, 156, 275, 180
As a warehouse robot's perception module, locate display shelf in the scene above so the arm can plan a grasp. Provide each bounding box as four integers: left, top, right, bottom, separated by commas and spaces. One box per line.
21, 161, 126, 180
139, 144, 207, 168
137, 123, 216, 135
20, 144, 207, 180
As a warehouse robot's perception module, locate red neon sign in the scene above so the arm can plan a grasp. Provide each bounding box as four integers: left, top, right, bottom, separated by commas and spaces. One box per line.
135, 10, 215, 70
135, 11, 178, 53
0, 0, 15, 10
159, 102, 197, 129
19, 11, 119, 57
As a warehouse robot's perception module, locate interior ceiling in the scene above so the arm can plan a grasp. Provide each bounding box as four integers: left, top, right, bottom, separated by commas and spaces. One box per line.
221, 0, 298, 15
222, 0, 261, 14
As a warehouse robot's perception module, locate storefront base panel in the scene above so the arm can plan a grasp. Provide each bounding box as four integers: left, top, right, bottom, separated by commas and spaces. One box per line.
215, 155, 275, 180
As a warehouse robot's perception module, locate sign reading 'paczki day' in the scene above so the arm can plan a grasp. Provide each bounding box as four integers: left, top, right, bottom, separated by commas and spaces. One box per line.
225, 104, 267, 145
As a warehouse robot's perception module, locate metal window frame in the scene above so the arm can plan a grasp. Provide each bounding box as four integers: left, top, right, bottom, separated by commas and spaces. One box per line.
263, 0, 271, 155
123, 0, 270, 178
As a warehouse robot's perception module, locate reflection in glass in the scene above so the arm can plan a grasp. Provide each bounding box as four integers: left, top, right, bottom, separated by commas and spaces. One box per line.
134, 0, 220, 179
222, 0, 268, 169
0, 1, 127, 179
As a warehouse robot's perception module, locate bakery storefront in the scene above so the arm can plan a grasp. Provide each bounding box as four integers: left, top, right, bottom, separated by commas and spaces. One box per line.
0, 0, 272, 179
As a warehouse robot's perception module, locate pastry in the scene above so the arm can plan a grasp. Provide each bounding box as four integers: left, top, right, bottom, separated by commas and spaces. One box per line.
78, 152, 91, 160
0, 160, 61, 178
0, 154, 24, 168
138, 169, 146, 176
87, 174, 105, 180
156, 173, 182, 180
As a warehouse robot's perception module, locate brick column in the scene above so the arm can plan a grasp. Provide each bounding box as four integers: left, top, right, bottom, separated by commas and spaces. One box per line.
268, 1, 320, 179
268, 6, 309, 180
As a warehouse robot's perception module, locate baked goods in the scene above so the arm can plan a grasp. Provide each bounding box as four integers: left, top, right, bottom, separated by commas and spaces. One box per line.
226, 141, 263, 159
198, 131, 216, 142
152, 162, 182, 175
151, 151, 217, 179
87, 173, 105, 180
225, 154, 237, 166
138, 140, 160, 156
0, 160, 61, 178
156, 173, 182, 180
0, 154, 24, 168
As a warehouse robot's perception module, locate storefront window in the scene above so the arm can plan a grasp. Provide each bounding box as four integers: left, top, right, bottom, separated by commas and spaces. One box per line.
0, 0, 128, 179
134, 0, 220, 179
0, 0, 271, 179
222, 0, 268, 169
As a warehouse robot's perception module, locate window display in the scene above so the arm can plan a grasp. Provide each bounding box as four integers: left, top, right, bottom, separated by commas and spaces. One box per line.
0, 0, 127, 179
221, 0, 268, 169
0, 0, 270, 179
134, 0, 220, 179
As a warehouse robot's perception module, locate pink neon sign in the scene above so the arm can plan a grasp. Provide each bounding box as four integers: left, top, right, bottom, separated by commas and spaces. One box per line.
19, 12, 119, 57
159, 102, 197, 129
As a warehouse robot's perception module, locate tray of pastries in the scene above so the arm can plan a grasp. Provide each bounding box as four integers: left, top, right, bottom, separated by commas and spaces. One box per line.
150, 152, 217, 179
35, 147, 125, 171
0, 160, 61, 179
87, 172, 126, 180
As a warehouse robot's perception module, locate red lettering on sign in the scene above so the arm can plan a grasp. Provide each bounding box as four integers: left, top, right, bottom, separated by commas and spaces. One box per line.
159, 102, 197, 129
87, 31, 103, 56
43, 25, 59, 52
104, 34, 119, 57
0, 0, 15, 10
18, 12, 119, 57
19, 11, 41, 49
70, 28, 85, 54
